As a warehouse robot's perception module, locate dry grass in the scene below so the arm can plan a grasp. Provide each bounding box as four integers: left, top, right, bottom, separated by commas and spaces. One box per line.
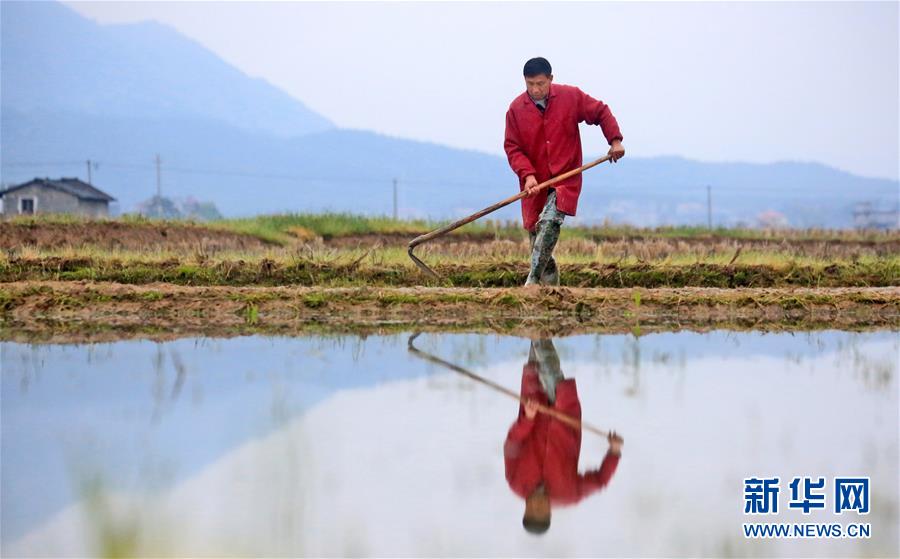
1, 215, 897, 288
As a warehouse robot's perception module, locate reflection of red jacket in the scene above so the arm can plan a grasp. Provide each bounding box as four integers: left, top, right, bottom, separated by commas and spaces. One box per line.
504, 364, 619, 505
504, 83, 623, 232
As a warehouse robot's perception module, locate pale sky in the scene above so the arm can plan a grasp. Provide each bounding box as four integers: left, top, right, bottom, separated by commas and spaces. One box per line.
65, 1, 899, 180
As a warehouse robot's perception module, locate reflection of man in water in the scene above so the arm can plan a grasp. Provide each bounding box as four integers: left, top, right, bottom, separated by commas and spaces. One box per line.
504, 338, 623, 534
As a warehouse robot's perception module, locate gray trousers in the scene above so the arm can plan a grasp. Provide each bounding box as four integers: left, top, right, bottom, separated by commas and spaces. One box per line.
529, 338, 564, 404
526, 189, 565, 286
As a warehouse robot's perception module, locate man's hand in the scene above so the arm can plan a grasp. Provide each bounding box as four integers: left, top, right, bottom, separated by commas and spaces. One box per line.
608, 140, 625, 163
524, 399, 539, 420
523, 175, 539, 197
607, 430, 623, 455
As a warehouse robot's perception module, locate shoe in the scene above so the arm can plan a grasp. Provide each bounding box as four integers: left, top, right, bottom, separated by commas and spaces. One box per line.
540, 260, 560, 286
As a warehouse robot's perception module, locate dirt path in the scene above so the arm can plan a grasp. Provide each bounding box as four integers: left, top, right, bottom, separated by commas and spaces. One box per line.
2, 281, 897, 343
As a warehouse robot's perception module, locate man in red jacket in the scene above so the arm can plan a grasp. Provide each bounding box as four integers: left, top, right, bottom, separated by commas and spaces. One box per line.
504, 338, 623, 534
504, 57, 625, 286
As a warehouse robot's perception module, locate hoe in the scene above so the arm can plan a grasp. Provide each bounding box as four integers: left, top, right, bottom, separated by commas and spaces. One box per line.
407, 333, 619, 439
407, 154, 613, 279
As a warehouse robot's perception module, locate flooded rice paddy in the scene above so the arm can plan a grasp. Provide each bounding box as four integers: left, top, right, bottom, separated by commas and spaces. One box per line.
2, 329, 898, 557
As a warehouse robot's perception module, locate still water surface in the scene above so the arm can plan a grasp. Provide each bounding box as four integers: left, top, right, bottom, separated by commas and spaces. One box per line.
2, 330, 897, 557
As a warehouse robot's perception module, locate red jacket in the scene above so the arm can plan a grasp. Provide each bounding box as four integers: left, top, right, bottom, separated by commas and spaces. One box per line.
504, 83, 623, 231
504, 364, 620, 505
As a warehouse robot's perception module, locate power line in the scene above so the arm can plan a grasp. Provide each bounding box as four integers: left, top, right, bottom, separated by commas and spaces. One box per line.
4, 161, 85, 167
2, 159, 891, 197
2, 159, 501, 189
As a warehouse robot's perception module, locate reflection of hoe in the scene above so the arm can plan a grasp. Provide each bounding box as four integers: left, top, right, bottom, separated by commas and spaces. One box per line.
407, 333, 620, 440
407, 155, 613, 279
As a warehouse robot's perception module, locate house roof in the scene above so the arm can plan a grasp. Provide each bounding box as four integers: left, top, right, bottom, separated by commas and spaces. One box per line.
0, 177, 116, 202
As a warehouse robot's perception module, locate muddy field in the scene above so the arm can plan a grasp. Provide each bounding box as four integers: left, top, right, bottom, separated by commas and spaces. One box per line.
3, 280, 897, 343
2, 218, 898, 342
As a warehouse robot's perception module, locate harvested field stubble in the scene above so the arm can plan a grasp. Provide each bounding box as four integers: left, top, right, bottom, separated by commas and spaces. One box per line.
3, 216, 897, 341
2, 252, 896, 288
0, 219, 274, 252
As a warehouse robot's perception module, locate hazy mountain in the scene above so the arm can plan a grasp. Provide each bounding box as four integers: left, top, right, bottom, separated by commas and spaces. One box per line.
0, 0, 332, 138
3, 106, 897, 227
0, 107, 513, 219
1, 1, 896, 228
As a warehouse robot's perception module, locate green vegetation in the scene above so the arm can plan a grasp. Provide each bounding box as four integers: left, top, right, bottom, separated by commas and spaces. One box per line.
215, 213, 460, 243
244, 303, 259, 325
302, 293, 328, 308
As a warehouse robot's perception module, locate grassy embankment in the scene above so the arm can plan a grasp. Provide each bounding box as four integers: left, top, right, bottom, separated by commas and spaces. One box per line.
3, 214, 898, 339
1, 213, 897, 288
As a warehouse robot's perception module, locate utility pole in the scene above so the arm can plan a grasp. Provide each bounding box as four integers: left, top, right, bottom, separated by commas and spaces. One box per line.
706, 184, 712, 229
155, 154, 162, 199
393, 178, 398, 220
86, 159, 92, 184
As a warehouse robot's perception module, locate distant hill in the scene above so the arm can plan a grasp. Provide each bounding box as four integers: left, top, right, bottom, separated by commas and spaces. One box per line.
1, 1, 896, 228
0, 1, 332, 138
4, 107, 897, 228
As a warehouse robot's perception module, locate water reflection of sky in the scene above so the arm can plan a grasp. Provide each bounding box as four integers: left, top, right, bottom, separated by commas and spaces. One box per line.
2, 330, 897, 557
